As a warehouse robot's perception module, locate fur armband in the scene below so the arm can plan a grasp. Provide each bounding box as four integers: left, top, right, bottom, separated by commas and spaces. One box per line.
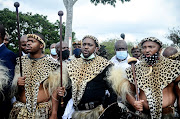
107, 66, 131, 102
11, 65, 20, 98
0, 63, 9, 92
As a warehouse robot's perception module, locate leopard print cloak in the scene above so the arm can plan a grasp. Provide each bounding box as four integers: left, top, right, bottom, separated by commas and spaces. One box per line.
126, 56, 180, 119
168, 51, 180, 61
168, 52, 180, 89
14, 55, 59, 117
67, 56, 111, 106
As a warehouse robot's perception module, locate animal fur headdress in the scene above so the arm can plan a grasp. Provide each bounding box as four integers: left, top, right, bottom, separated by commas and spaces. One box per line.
82, 35, 100, 48
27, 34, 46, 52
139, 37, 163, 49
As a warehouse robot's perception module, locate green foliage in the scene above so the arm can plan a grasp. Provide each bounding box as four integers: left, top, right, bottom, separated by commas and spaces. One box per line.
162, 43, 170, 48
45, 48, 50, 54
100, 38, 135, 60
127, 41, 134, 56
0, 8, 76, 53
166, 26, 180, 47
90, 0, 130, 7
100, 39, 117, 60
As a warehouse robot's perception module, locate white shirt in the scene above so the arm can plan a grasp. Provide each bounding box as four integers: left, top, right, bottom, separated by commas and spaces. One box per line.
49, 54, 58, 61
110, 54, 131, 71
0, 43, 4, 47
22, 51, 27, 56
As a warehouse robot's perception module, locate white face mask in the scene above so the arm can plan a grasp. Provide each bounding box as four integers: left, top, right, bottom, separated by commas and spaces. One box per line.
81, 47, 98, 60
116, 51, 128, 60
80, 53, 96, 60
50, 48, 57, 55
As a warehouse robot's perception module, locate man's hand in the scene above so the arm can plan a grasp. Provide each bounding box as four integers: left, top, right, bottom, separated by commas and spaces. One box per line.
133, 100, 144, 111
56, 87, 66, 97
17, 76, 26, 86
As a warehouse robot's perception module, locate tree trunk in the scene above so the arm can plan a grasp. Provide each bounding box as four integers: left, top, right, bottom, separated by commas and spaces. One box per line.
65, 4, 73, 45
63, 0, 78, 55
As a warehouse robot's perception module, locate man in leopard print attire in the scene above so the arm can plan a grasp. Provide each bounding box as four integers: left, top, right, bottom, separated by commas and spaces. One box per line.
125, 37, 180, 118
9, 33, 65, 119
163, 46, 180, 117
52, 35, 117, 119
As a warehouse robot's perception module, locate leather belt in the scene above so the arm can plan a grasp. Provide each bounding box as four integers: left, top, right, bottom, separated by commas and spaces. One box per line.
75, 101, 102, 110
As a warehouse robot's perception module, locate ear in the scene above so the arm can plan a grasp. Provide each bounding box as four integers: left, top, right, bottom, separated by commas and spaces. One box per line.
40, 43, 44, 49
159, 48, 162, 54
94, 47, 99, 55
95, 47, 99, 52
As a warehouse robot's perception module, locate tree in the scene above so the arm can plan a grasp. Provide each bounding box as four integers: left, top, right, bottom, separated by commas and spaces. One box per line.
100, 38, 117, 59
63, 0, 130, 48
167, 27, 180, 47
0, 8, 77, 53
91, 0, 130, 7
101, 38, 134, 60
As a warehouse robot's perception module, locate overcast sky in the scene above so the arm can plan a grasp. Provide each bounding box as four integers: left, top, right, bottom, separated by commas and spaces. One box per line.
0, 0, 180, 45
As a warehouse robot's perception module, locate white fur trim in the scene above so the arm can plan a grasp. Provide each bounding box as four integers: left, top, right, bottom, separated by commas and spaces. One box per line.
11, 65, 20, 98
43, 61, 69, 96
107, 66, 131, 102
0, 64, 9, 92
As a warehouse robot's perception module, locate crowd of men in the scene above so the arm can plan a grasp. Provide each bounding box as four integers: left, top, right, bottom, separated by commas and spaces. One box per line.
0, 24, 180, 119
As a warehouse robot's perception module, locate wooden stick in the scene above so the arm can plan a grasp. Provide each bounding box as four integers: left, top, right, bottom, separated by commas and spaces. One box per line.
128, 57, 139, 100
131, 63, 139, 101
128, 57, 144, 116
14, 2, 22, 76
58, 11, 64, 107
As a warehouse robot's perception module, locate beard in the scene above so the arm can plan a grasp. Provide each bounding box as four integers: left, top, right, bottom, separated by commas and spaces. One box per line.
142, 52, 159, 66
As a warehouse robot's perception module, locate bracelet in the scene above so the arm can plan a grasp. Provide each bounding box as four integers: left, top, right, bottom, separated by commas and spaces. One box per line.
52, 95, 59, 102
63, 90, 67, 97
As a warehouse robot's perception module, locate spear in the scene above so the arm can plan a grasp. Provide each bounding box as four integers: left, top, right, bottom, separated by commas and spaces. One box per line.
58, 10, 64, 107
14, 2, 22, 76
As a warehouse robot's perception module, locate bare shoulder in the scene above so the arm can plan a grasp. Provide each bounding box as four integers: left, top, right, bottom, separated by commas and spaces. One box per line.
130, 82, 136, 92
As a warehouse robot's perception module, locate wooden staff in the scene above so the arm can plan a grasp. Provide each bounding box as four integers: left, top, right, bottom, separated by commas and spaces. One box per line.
128, 57, 139, 100
58, 11, 64, 107
128, 57, 144, 117
14, 2, 22, 76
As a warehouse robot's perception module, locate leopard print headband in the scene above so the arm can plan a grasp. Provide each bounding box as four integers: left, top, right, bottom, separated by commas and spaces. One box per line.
27, 34, 46, 52
139, 37, 163, 48
82, 35, 100, 48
